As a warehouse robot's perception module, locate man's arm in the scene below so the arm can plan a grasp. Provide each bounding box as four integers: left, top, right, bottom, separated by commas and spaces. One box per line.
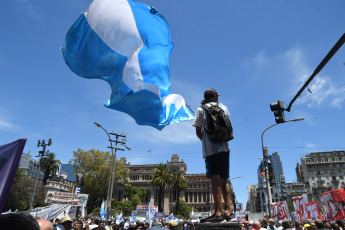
196, 126, 202, 141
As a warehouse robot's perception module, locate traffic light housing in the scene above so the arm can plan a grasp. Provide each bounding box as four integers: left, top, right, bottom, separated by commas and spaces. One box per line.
270, 100, 286, 123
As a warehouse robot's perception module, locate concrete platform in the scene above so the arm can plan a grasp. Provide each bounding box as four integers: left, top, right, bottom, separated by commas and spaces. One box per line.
194, 222, 238, 230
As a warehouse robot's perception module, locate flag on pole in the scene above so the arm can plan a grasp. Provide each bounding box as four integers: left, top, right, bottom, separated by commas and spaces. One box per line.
62, 0, 194, 130
148, 203, 154, 228
167, 213, 174, 221
100, 200, 106, 220
116, 212, 123, 224
81, 202, 85, 218
130, 211, 136, 223
0, 139, 26, 212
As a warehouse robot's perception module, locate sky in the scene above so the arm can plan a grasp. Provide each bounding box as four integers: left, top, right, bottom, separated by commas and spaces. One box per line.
1, 0, 345, 208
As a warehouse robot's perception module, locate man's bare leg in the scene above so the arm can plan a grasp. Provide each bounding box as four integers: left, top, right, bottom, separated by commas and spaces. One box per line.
221, 178, 232, 216
211, 175, 223, 216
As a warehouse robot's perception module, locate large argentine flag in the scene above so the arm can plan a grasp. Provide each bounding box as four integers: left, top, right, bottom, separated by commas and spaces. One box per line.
63, 0, 194, 130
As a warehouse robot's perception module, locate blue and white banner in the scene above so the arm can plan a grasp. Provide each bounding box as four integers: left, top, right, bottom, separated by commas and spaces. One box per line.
148, 203, 154, 228
63, 0, 194, 130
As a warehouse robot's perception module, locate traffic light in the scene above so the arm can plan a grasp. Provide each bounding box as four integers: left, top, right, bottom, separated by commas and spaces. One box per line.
270, 100, 286, 123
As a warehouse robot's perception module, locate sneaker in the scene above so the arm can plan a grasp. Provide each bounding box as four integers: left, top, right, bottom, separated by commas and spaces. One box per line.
224, 213, 236, 222
201, 213, 226, 223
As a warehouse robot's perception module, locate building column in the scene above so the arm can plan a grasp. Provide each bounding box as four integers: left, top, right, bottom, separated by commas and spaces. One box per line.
163, 190, 170, 215
150, 188, 154, 204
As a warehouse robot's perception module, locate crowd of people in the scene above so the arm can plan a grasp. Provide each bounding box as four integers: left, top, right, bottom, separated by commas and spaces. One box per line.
0, 212, 195, 230
3, 211, 345, 230
238, 218, 345, 230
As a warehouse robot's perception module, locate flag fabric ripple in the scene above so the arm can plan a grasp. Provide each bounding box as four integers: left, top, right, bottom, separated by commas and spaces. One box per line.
62, 0, 194, 130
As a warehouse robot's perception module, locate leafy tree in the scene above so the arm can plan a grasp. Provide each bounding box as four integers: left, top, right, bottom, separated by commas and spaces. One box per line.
149, 163, 172, 212
69, 148, 128, 213
4, 171, 47, 211
121, 184, 147, 215
40, 152, 61, 185
171, 171, 187, 214
170, 199, 194, 219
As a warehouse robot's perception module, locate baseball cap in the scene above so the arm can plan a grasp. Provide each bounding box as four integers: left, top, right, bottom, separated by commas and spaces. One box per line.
304, 224, 311, 228
204, 88, 219, 99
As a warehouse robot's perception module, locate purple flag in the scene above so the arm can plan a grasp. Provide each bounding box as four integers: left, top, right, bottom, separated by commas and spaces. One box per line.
0, 139, 26, 212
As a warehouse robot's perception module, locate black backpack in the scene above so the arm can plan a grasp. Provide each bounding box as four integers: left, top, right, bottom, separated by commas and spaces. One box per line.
201, 103, 234, 142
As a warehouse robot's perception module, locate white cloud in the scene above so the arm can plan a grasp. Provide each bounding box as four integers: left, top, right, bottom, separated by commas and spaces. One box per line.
277, 47, 345, 109
15, 0, 41, 20
0, 107, 42, 138
305, 142, 317, 149
135, 120, 198, 145
296, 76, 345, 109
290, 110, 314, 125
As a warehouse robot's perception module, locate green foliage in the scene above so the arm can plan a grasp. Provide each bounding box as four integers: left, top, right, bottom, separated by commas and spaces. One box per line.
112, 200, 133, 216
149, 163, 172, 212
40, 152, 61, 185
171, 171, 187, 214
4, 174, 47, 211
149, 164, 188, 213
170, 199, 193, 219
121, 184, 147, 215
69, 148, 128, 213
287, 199, 295, 212
92, 207, 101, 217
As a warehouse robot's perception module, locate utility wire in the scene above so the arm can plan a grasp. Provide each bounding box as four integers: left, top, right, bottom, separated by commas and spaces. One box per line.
286, 32, 345, 112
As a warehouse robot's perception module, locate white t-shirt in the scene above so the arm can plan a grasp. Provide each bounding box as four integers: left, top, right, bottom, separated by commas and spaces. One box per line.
192, 102, 230, 158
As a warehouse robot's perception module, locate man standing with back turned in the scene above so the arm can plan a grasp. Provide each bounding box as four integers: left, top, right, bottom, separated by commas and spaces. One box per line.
193, 88, 235, 223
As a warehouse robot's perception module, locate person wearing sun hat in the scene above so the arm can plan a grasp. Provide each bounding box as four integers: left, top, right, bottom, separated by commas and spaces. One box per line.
55, 216, 73, 230
167, 220, 178, 230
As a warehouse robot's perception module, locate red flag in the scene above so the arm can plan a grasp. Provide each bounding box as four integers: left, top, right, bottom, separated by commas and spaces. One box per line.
321, 188, 345, 220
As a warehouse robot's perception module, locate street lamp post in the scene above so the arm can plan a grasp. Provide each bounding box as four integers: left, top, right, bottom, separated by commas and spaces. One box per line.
29, 139, 52, 210
261, 118, 303, 217
94, 122, 131, 220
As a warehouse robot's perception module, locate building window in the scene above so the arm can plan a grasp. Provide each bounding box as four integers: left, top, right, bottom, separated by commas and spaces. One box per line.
327, 153, 330, 156
321, 158, 325, 162
328, 158, 332, 162
314, 159, 318, 163
324, 170, 328, 174
340, 176, 344, 179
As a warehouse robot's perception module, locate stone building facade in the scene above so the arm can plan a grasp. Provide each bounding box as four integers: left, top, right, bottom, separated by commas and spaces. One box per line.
296, 150, 345, 201
114, 154, 235, 215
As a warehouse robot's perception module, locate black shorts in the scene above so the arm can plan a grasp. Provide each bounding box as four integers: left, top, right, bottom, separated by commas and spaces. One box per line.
205, 151, 229, 179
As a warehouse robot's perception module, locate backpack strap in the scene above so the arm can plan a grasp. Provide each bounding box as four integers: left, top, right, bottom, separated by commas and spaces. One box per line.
201, 102, 217, 111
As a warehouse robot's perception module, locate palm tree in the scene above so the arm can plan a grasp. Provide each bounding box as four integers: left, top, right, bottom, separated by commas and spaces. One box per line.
40, 152, 61, 185
171, 171, 187, 214
149, 163, 172, 212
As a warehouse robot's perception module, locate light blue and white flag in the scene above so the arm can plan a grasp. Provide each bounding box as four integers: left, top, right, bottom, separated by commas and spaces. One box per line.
130, 211, 136, 223
100, 200, 106, 220
116, 212, 123, 224
167, 213, 174, 221
148, 203, 154, 228
63, 0, 194, 130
